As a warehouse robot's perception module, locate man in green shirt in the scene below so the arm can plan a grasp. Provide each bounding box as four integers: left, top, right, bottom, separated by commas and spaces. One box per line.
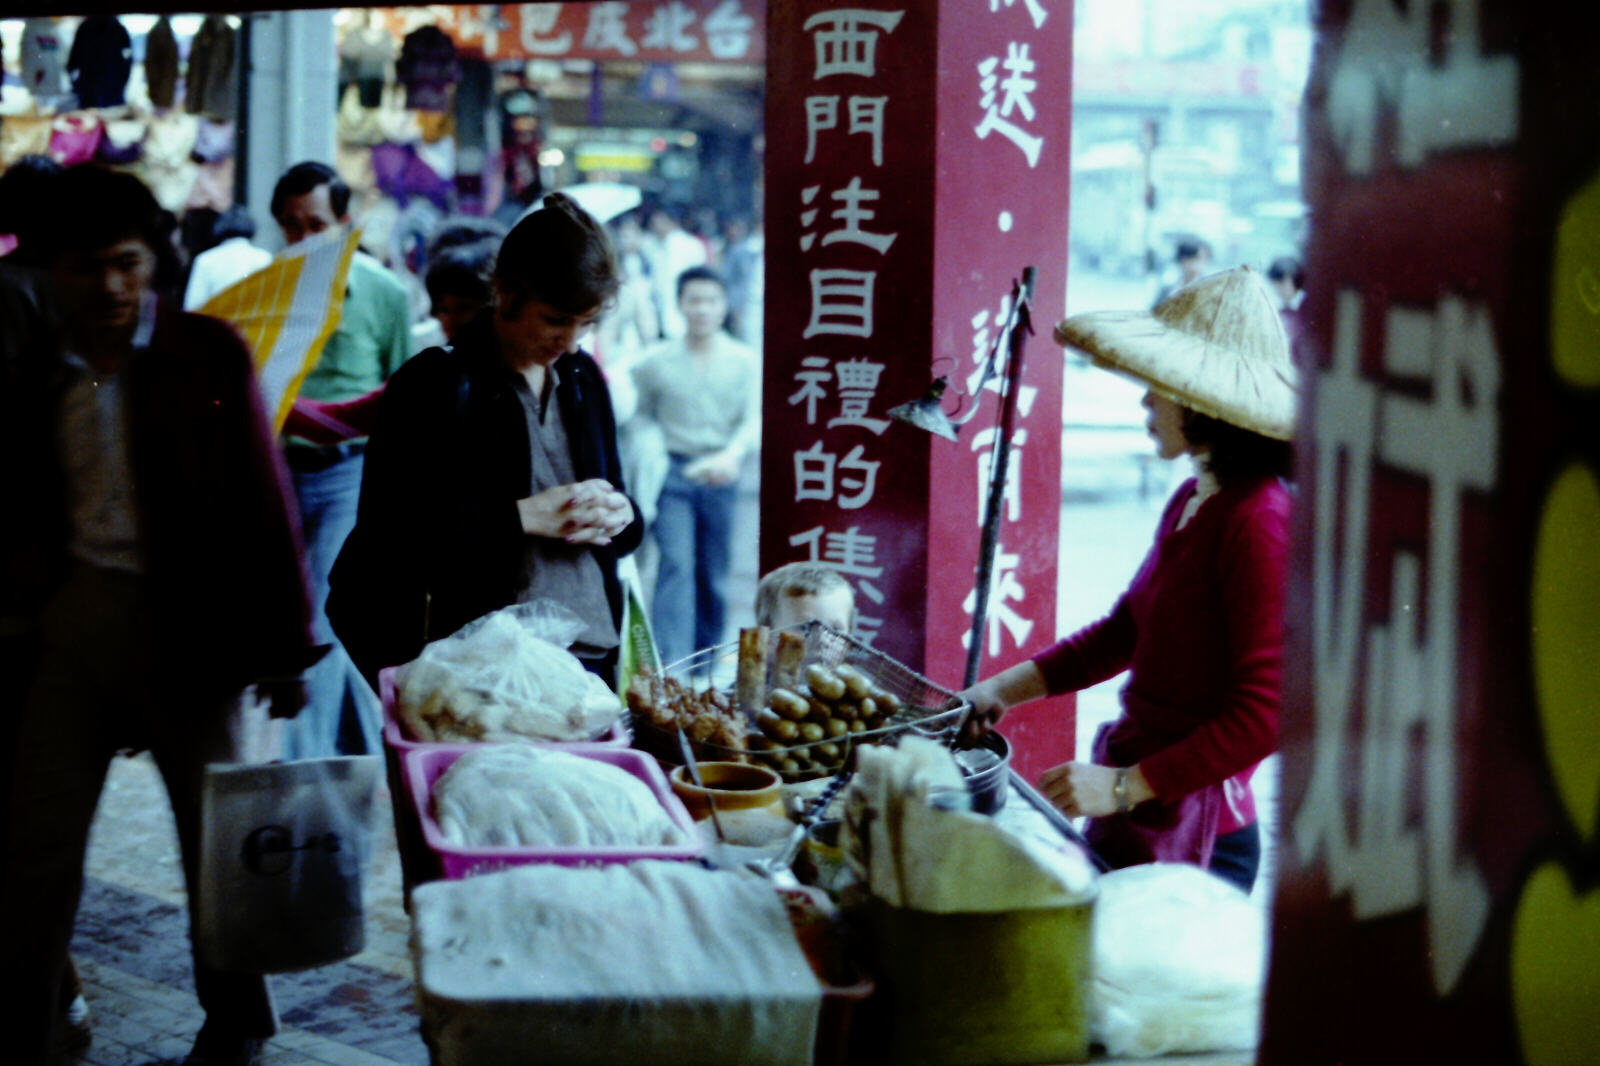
272, 161, 412, 758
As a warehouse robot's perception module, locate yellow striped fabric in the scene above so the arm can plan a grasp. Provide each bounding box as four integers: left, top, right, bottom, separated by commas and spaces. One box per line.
200, 228, 363, 432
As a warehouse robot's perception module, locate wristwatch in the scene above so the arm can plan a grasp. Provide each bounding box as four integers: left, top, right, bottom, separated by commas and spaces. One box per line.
1112, 768, 1134, 813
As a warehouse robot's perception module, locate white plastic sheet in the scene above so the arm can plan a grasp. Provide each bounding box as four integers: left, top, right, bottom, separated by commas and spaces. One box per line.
1091, 862, 1267, 1057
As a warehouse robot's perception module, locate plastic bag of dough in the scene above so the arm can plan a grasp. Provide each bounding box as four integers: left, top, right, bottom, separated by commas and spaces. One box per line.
1090, 863, 1266, 1057
395, 600, 623, 743
432, 745, 690, 848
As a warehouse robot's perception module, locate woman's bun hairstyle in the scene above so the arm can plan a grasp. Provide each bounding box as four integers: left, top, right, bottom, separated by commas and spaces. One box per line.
494, 192, 621, 316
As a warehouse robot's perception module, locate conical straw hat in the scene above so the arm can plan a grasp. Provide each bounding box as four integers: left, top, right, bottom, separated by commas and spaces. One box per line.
1055, 266, 1299, 440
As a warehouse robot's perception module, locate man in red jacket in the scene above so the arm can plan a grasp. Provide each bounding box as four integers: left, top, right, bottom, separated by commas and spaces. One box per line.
1, 166, 322, 1066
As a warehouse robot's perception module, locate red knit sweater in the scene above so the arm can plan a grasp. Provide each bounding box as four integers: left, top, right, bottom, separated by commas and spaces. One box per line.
1032, 475, 1288, 833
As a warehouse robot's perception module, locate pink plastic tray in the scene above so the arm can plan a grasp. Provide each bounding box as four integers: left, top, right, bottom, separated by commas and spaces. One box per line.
403, 742, 704, 879
380, 666, 629, 757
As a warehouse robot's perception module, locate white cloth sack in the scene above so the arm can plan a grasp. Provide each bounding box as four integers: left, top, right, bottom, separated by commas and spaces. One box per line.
412, 861, 822, 1066
430, 744, 688, 848
1091, 862, 1267, 1057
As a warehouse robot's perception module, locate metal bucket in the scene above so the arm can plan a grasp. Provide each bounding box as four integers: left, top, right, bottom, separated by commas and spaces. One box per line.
954, 731, 1011, 815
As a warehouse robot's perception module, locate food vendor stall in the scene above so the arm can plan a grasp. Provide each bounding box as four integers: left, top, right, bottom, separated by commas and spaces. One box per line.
377, 608, 1263, 1065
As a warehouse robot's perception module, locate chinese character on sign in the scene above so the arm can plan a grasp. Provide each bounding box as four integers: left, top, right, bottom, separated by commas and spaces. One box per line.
518, 3, 571, 54
961, 547, 1034, 655
1293, 290, 1499, 996
967, 298, 1039, 414
804, 95, 889, 165
788, 525, 886, 643
826, 178, 896, 253
793, 442, 881, 508
789, 356, 831, 423
802, 9, 905, 78
830, 358, 890, 434
642, 1, 698, 52
975, 43, 1044, 166
990, 0, 1048, 30
800, 179, 897, 254
703, 0, 755, 60
583, 1, 638, 55
972, 425, 1027, 524
804, 269, 876, 338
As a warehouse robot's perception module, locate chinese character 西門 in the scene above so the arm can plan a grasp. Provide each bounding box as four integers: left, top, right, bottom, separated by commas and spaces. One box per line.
805, 95, 890, 165
802, 8, 906, 79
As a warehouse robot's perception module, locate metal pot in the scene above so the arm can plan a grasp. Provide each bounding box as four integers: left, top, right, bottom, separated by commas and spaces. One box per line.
953, 731, 1011, 814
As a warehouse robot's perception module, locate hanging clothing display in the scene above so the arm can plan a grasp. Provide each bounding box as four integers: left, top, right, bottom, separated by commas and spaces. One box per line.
186, 15, 239, 122
21, 18, 69, 106
67, 16, 134, 109
145, 17, 181, 110
396, 26, 460, 112
339, 22, 395, 109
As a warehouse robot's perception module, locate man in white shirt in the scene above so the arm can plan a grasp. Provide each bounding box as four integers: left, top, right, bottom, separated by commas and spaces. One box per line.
183, 206, 271, 310
642, 206, 707, 339
632, 266, 760, 664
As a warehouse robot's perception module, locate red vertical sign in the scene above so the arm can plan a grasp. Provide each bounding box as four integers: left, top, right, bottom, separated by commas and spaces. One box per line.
762, 0, 1069, 688
762, 3, 939, 667
925, 0, 1069, 685
1263, 3, 1600, 1063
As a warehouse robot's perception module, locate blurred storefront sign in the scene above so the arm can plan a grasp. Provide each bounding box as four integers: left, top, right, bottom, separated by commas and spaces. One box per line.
370, 1, 765, 65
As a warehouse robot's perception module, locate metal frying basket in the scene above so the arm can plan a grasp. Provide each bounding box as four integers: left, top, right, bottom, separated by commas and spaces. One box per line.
631, 622, 970, 782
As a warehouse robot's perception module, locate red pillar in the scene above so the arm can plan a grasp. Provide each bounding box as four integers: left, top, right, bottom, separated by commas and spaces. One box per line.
1262, 2, 1600, 1062
760, 0, 1075, 770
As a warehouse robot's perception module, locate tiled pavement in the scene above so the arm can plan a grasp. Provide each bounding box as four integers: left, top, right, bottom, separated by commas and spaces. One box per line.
75, 752, 427, 1065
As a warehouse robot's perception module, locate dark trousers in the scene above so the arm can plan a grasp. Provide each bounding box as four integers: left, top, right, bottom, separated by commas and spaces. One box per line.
2, 567, 274, 1063
1209, 822, 1262, 895
650, 456, 737, 666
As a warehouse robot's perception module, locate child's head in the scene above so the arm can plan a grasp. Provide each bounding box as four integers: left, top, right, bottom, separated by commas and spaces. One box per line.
755, 563, 857, 633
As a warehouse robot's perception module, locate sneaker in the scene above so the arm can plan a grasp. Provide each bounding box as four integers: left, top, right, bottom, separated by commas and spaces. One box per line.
48, 993, 93, 1056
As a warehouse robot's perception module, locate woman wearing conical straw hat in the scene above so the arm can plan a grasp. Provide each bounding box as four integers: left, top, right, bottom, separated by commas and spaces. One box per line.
961, 267, 1296, 893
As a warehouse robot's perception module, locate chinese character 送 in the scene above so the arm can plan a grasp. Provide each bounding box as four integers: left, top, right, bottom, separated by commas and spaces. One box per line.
975, 43, 1044, 166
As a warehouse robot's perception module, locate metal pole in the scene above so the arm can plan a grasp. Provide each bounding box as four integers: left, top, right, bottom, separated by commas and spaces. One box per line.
964, 266, 1036, 689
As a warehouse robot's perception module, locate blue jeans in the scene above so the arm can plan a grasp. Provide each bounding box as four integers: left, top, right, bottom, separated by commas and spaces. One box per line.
284, 447, 381, 759
650, 457, 737, 667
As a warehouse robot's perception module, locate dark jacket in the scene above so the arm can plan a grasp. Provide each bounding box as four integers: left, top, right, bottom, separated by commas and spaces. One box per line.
1, 299, 320, 695
327, 315, 643, 684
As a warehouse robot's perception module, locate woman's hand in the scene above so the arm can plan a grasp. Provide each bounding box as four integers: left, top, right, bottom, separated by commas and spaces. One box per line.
956, 676, 1011, 744
954, 661, 1048, 745
1038, 761, 1155, 819
518, 480, 634, 544
1052, 318, 1074, 346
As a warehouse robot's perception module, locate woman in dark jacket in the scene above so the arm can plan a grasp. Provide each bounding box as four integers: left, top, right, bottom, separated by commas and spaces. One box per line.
329, 194, 643, 688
